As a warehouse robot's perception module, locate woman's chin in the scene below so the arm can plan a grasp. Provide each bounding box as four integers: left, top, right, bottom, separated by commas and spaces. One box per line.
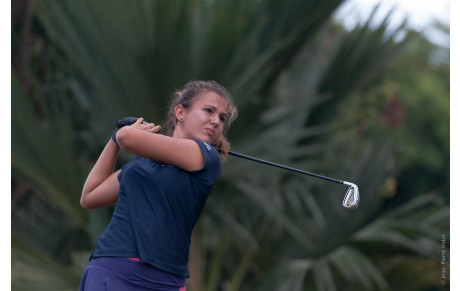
200, 135, 215, 144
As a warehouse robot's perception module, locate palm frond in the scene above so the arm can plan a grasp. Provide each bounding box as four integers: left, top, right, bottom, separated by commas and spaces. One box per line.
354, 192, 449, 258
12, 238, 85, 291
11, 75, 87, 227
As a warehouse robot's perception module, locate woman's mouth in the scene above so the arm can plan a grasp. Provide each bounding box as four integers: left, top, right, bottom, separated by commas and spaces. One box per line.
205, 128, 215, 136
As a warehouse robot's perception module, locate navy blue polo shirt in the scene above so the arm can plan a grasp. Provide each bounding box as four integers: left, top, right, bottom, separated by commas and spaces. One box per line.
92, 140, 221, 278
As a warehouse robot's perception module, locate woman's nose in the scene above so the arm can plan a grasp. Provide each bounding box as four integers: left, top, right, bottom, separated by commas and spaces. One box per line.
210, 114, 219, 125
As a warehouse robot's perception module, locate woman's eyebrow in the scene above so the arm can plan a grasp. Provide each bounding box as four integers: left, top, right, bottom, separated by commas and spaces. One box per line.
204, 105, 228, 116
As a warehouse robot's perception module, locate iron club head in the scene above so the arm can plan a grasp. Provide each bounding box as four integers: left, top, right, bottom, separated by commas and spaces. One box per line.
342, 181, 360, 209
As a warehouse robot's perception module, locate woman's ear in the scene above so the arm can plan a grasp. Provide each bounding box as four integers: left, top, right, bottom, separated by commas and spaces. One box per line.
174, 104, 185, 122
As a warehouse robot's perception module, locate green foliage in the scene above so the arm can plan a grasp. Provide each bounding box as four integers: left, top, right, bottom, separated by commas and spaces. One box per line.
387, 35, 450, 200
12, 76, 86, 226
11, 0, 449, 290
12, 238, 89, 291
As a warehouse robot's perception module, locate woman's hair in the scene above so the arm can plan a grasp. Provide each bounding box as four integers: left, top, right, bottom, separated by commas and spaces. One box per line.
164, 80, 238, 161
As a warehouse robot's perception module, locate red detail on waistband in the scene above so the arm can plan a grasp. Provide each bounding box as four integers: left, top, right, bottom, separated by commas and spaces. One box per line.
128, 257, 146, 263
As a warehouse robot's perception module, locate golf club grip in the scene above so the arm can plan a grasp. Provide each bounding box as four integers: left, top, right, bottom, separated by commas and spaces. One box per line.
228, 151, 344, 184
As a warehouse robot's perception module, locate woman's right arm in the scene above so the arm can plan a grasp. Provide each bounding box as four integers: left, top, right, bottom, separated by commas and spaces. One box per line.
80, 138, 121, 209
116, 119, 205, 172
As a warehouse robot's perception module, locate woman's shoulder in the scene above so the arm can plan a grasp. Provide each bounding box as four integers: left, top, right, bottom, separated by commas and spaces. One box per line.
193, 140, 220, 162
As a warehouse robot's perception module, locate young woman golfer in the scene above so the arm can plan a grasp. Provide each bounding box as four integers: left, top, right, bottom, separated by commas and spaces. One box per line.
79, 80, 237, 290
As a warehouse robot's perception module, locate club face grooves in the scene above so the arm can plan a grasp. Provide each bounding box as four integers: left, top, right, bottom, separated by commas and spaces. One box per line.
342, 185, 359, 209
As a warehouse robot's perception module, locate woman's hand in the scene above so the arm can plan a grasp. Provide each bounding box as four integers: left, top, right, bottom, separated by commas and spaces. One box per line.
130, 117, 161, 134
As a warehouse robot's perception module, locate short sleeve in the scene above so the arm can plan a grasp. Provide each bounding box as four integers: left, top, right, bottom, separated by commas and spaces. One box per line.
117, 156, 137, 182
118, 165, 125, 182
192, 139, 221, 184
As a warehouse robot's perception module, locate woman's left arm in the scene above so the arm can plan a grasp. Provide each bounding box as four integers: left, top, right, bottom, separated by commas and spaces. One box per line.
80, 139, 121, 209
81, 119, 164, 209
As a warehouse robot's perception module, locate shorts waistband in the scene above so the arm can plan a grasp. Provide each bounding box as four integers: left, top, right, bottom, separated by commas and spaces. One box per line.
89, 257, 186, 287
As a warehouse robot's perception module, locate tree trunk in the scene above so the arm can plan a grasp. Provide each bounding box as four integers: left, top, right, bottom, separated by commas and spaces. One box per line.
188, 230, 202, 291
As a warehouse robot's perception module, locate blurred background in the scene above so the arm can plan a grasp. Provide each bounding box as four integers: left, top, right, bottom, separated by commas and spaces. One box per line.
11, 0, 450, 290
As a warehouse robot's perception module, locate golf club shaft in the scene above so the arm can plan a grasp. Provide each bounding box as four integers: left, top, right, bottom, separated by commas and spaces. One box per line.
228, 151, 344, 185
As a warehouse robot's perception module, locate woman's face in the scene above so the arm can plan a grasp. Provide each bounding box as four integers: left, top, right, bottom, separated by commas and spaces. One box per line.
175, 91, 229, 144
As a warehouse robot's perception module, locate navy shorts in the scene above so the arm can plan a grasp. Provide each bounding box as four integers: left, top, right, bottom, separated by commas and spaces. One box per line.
79, 257, 186, 291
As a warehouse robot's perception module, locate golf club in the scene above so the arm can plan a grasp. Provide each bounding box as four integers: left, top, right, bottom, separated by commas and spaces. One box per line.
228, 151, 360, 209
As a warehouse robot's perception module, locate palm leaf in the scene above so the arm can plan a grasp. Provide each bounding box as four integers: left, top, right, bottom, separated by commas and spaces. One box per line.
12, 238, 84, 291
11, 74, 87, 227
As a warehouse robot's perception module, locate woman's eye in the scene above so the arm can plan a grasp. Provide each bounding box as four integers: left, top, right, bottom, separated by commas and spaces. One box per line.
204, 108, 212, 113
